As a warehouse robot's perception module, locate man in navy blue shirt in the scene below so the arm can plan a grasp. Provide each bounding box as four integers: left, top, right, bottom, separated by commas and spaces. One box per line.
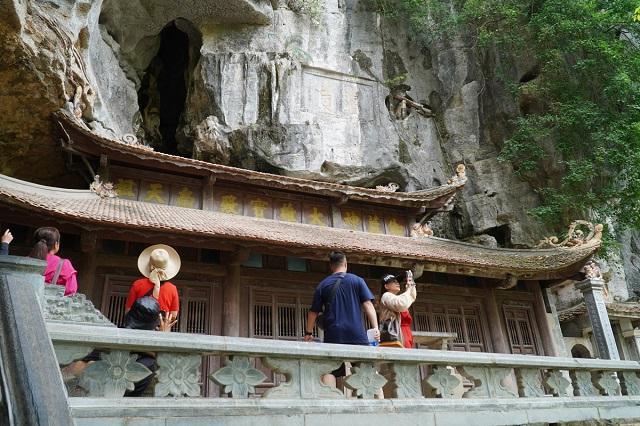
304, 252, 379, 386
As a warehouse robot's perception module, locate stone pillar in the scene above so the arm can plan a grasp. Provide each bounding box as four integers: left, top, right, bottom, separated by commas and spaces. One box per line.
576, 278, 620, 360
0, 255, 74, 424
0, 255, 46, 308
620, 319, 640, 361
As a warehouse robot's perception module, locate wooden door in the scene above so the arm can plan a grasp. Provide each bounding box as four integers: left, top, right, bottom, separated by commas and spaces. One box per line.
412, 302, 489, 352
503, 305, 541, 355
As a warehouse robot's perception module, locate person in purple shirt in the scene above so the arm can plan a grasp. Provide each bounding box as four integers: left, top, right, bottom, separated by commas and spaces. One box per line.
28, 227, 78, 296
304, 251, 379, 387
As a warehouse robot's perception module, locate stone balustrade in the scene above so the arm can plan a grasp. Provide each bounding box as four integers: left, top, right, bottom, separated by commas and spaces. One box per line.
48, 322, 640, 424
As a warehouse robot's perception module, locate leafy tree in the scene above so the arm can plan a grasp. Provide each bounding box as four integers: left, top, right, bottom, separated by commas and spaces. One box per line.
380, 0, 640, 238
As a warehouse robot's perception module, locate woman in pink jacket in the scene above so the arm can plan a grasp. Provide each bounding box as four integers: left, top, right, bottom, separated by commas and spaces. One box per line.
29, 227, 78, 296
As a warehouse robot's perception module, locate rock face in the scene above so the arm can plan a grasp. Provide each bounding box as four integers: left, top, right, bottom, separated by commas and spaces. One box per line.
0, 0, 636, 288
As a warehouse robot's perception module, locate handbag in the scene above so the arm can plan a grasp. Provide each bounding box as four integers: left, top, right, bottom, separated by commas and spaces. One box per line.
316, 274, 345, 330
380, 318, 400, 343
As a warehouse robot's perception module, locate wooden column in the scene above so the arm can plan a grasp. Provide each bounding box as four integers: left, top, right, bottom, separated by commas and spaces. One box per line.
485, 287, 510, 353
222, 249, 249, 337
80, 231, 97, 301
526, 281, 557, 357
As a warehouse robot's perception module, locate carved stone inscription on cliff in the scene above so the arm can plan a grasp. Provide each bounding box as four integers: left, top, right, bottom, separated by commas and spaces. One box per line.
300, 67, 378, 165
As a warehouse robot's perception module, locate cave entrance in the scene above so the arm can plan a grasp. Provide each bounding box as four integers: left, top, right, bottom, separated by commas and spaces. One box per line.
138, 20, 201, 155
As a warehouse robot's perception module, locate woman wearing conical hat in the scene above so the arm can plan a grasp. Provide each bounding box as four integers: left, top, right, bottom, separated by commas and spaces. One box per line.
125, 244, 181, 327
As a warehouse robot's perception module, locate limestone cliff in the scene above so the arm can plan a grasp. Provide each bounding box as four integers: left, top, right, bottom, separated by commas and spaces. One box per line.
0, 0, 636, 292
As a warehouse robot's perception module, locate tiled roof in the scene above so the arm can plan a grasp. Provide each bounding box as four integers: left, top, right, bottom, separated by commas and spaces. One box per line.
558, 301, 640, 322
0, 174, 599, 280
55, 111, 465, 209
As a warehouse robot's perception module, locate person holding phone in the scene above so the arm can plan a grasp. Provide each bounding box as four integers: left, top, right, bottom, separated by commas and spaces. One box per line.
379, 270, 417, 348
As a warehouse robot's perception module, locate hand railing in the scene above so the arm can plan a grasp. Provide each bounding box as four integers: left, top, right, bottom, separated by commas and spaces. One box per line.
48, 322, 640, 400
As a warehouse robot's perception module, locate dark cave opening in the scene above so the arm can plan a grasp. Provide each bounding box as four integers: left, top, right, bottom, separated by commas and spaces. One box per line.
138, 21, 194, 155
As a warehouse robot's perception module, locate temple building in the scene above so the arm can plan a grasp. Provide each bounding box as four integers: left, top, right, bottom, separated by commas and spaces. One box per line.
0, 111, 603, 359
4, 112, 640, 426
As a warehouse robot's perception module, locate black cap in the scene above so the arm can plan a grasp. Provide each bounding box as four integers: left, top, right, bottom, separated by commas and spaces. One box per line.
124, 296, 161, 330
382, 274, 398, 285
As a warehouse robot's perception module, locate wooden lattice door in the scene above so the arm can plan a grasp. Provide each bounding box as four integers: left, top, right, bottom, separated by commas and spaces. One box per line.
503, 305, 541, 355
412, 302, 490, 352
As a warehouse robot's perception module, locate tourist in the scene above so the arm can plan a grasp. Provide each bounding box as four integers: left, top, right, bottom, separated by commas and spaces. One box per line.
66, 296, 178, 397
379, 271, 417, 348
29, 226, 77, 296
125, 244, 181, 326
0, 229, 13, 255
123, 295, 177, 396
304, 251, 379, 387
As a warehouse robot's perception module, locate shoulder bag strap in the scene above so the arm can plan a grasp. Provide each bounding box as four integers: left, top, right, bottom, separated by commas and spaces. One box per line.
49, 258, 64, 285
325, 273, 346, 310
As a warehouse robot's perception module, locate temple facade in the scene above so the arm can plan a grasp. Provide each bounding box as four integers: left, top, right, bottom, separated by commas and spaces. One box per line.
0, 111, 603, 358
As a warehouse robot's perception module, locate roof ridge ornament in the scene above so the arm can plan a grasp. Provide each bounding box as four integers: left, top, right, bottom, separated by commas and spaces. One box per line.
411, 222, 434, 238
537, 220, 603, 248
447, 164, 467, 185
121, 133, 154, 151
375, 182, 399, 192
89, 174, 117, 198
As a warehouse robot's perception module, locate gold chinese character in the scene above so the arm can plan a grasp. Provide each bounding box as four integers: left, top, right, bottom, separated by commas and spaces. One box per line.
176, 187, 196, 208
342, 211, 361, 230
309, 207, 326, 226
220, 194, 238, 214
367, 215, 382, 233
145, 183, 165, 204
116, 179, 135, 198
280, 202, 297, 222
250, 199, 269, 218
387, 218, 405, 236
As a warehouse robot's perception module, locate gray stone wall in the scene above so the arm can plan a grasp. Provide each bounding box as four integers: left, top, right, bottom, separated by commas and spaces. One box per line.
3, 0, 640, 288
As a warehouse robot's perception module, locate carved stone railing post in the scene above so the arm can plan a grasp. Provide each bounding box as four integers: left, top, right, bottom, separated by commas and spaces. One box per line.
0, 256, 74, 425
155, 353, 202, 397
80, 350, 153, 397
515, 368, 544, 397
576, 278, 620, 360
424, 365, 460, 398
569, 370, 598, 396
210, 356, 267, 398
382, 362, 423, 399
592, 370, 621, 396
460, 367, 517, 398
261, 358, 344, 399
344, 363, 387, 399
618, 371, 640, 396
543, 370, 571, 396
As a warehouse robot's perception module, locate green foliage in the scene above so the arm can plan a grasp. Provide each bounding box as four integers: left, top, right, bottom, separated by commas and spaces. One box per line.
379, 0, 640, 236
383, 73, 408, 87
289, 0, 324, 25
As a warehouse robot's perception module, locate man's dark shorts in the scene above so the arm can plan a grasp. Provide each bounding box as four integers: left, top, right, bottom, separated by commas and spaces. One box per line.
330, 343, 367, 377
